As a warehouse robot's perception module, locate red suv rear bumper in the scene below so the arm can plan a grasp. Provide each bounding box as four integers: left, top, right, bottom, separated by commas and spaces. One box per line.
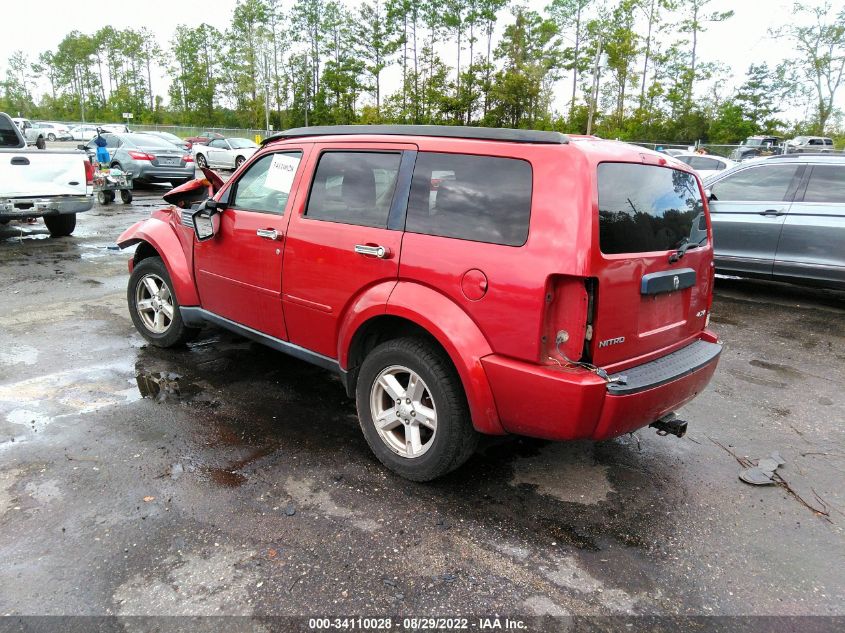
481, 335, 721, 441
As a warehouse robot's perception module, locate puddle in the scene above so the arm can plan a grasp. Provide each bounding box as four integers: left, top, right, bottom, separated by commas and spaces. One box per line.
135, 369, 200, 402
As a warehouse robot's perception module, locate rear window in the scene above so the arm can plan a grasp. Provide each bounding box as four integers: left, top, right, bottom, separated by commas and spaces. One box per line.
406, 152, 532, 246
598, 163, 706, 255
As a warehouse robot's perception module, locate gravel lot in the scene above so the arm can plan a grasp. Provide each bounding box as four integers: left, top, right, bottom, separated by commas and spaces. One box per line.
0, 185, 843, 629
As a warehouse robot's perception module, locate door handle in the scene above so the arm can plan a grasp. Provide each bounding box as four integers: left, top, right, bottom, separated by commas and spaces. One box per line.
256, 228, 280, 240
354, 244, 390, 258
759, 209, 786, 216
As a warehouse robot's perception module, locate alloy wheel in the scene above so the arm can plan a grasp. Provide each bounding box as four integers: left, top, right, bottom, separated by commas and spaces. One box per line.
135, 273, 174, 334
369, 365, 437, 458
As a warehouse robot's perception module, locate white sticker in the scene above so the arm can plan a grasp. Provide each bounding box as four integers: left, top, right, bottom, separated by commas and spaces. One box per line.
264, 153, 300, 193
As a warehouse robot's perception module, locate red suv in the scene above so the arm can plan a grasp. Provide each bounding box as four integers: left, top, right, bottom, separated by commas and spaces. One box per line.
118, 125, 721, 481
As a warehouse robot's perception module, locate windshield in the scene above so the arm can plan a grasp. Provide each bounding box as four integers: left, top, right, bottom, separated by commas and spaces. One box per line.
228, 138, 257, 149
598, 163, 706, 255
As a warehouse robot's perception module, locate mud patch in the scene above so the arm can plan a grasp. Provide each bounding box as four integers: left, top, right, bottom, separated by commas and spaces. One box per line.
541, 556, 638, 613
0, 344, 39, 366
113, 547, 258, 615
510, 443, 614, 505
284, 477, 380, 532
749, 359, 802, 379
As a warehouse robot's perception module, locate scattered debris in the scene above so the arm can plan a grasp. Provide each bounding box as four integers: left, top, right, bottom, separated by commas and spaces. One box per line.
709, 437, 831, 523
143, 496, 155, 503
284, 502, 296, 516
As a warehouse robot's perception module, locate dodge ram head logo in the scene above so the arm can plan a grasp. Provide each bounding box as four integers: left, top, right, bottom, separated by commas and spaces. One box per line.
673, 275, 680, 290
598, 336, 625, 348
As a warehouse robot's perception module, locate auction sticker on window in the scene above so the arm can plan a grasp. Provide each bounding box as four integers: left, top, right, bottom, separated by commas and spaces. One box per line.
265, 153, 300, 193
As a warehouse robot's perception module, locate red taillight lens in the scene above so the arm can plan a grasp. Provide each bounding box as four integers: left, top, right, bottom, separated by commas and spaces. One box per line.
128, 150, 154, 160
84, 160, 95, 185
183, 155, 194, 162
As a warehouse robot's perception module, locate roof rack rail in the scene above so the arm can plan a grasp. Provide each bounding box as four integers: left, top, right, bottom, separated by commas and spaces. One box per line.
261, 124, 569, 146
766, 152, 845, 159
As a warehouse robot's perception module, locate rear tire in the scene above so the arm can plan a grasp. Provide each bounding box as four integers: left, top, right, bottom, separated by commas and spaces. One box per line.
47, 133, 56, 141
235, 155, 245, 169
35, 136, 46, 150
97, 190, 114, 205
44, 214, 76, 237
356, 337, 478, 481
128, 256, 199, 347
196, 154, 207, 168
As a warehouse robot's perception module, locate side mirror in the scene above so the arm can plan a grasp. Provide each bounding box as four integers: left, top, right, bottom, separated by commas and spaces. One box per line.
704, 188, 714, 201
77, 144, 87, 151
192, 200, 220, 241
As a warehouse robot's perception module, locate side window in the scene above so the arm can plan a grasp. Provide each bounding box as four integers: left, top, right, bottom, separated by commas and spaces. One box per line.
824, 139, 833, 146
711, 165, 801, 202
305, 151, 401, 227
406, 152, 532, 246
230, 151, 302, 214
691, 157, 720, 170
675, 156, 694, 166
808, 138, 823, 146
803, 165, 845, 203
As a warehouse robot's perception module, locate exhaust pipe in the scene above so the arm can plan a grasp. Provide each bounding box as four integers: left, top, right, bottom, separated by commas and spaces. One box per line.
650, 413, 687, 438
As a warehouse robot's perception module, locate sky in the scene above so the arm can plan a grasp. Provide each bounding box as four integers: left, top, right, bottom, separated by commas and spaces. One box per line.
1, 0, 841, 124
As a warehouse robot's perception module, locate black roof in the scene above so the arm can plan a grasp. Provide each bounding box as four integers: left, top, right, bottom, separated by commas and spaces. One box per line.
261, 125, 569, 146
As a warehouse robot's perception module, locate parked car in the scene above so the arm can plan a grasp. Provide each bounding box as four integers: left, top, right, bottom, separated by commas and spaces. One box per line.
36, 122, 73, 141
729, 136, 783, 161
184, 131, 224, 149
656, 148, 686, 157
672, 152, 736, 179
136, 130, 190, 151
101, 123, 131, 133
11, 117, 46, 149
193, 137, 258, 170
703, 154, 845, 289
784, 136, 835, 153
70, 125, 99, 141
117, 125, 721, 481
82, 132, 195, 186
0, 112, 94, 236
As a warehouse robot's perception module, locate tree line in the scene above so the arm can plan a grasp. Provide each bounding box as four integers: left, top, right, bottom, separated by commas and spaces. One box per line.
2, 0, 844, 144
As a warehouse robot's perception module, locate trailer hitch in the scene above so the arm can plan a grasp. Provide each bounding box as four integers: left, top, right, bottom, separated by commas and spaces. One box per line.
649, 413, 687, 438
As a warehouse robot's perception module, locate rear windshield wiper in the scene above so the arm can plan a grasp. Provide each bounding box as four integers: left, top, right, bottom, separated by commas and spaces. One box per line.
669, 236, 707, 263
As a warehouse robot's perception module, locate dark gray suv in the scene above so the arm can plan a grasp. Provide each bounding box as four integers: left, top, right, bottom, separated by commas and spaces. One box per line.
703, 155, 845, 290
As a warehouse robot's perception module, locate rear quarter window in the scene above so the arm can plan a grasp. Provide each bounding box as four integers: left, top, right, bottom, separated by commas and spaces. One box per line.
406, 152, 532, 246
598, 163, 706, 255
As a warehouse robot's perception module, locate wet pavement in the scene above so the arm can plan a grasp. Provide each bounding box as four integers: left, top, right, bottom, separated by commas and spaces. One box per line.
0, 190, 843, 623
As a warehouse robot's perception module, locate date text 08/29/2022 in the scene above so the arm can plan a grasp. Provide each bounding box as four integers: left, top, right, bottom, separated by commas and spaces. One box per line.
307, 617, 527, 630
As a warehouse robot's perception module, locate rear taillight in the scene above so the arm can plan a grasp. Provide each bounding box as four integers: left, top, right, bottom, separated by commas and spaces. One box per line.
542, 276, 592, 364
84, 160, 94, 185
183, 155, 194, 163
128, 150, 154, 160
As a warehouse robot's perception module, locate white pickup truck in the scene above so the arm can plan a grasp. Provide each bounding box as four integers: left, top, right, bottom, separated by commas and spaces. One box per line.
1, 112, 94, 237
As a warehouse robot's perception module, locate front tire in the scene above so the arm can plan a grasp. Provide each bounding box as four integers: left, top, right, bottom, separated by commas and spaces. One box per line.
44, 214, 76, 237
356, 338, 478, 481
235, 155, 245, 169
128, 257, 198, 347
47, 133, 56, 141
36, 136, 46, 150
